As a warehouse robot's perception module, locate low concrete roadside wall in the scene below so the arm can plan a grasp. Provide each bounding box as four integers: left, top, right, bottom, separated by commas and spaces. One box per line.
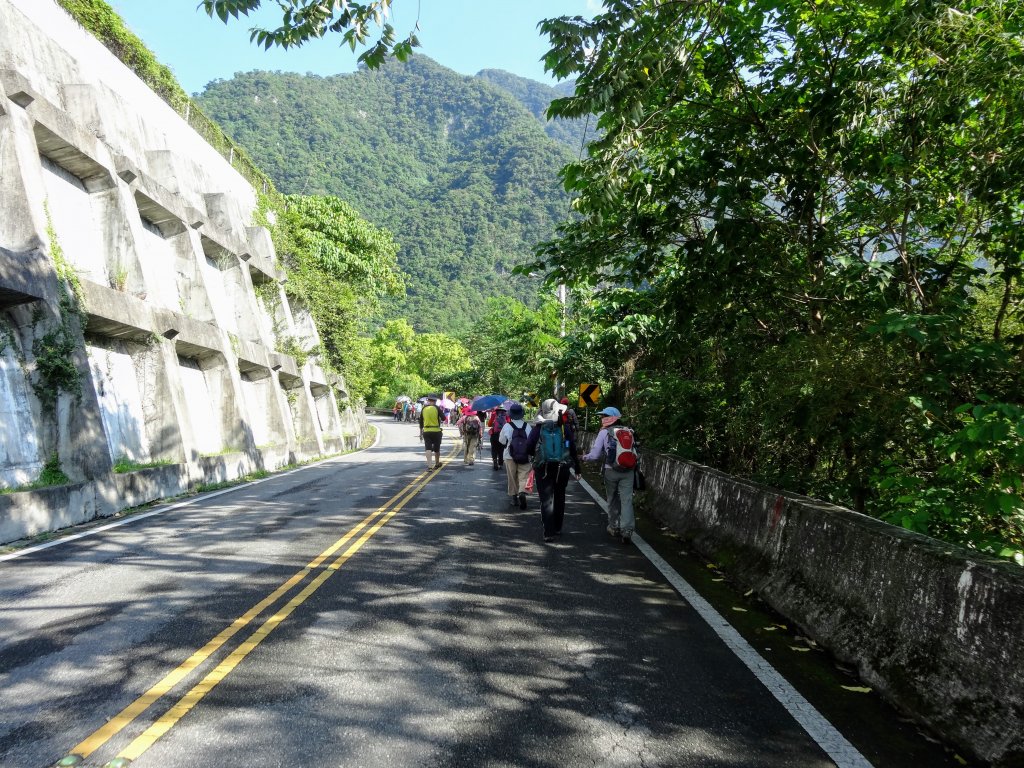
630, 447, 1023, 766
0, 481, 101, 543
1, 410, 371, 546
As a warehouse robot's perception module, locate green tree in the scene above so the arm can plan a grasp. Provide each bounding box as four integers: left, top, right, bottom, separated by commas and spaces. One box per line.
531, 0, 1024, 556
266, 193, 405, 397
361, 319, 471, 406
463, 296, 563, 399
410, 333, 471, 386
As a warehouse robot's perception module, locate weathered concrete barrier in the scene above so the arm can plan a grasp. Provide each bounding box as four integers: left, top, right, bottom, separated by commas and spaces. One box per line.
631, 447, 1023, 766
0, 421, 369, 545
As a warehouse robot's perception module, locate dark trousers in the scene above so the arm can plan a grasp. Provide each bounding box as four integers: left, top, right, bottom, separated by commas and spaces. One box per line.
535, 462, 570, 536
490, 433, 504, 466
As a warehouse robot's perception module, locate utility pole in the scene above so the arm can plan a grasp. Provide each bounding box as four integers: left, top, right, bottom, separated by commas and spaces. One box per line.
554, 283, 566, 398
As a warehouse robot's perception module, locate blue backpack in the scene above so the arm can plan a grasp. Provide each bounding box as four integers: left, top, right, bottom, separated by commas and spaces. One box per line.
533, 421, 569, 467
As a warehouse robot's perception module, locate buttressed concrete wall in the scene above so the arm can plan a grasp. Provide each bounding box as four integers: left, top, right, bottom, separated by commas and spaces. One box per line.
0, 0, 368, 543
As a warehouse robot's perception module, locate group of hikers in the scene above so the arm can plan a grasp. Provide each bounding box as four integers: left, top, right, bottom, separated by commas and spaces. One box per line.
412, 393, 640, 545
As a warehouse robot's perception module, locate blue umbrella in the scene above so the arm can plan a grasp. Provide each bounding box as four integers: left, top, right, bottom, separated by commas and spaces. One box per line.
471, 394, 507, 412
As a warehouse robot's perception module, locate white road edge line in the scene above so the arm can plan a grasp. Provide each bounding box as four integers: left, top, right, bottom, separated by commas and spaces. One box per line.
0, 425, 384, 564
577, 476, 874, 768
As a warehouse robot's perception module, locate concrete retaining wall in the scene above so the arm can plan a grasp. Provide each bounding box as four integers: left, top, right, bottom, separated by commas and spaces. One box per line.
632, 446, 1024, 766
0, 0, 369, 543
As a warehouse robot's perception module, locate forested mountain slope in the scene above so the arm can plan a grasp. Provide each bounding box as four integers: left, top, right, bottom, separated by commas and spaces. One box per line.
196, 57, 575, 333
475, 69, 593, 151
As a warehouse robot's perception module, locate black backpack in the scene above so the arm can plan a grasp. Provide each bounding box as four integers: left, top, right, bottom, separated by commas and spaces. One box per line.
508, 423, 530, 464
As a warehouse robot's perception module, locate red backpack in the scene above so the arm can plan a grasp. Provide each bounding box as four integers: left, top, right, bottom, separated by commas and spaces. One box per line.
605, 427, 638, 469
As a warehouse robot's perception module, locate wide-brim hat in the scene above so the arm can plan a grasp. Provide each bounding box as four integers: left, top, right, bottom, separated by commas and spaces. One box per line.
539, 398, 567, 421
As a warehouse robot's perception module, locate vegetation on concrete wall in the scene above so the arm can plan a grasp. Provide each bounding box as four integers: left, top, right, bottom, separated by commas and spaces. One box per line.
0, 453, 69, 494
55, 0, 275, 194
256, 192, 407, 400
33, 203, 84, 413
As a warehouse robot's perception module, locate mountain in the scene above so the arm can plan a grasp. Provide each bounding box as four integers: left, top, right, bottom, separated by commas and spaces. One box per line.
475, 69, 594, 152
195, 57, 576, 334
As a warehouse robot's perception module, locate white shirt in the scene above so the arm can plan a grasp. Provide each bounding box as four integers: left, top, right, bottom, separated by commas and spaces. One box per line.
498, 419, 532, 462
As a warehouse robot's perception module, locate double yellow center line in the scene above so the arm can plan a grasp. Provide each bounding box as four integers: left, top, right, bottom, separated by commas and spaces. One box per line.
61, 455, 449, 767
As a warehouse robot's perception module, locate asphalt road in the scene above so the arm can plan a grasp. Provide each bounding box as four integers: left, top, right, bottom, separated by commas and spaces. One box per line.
0, 416, 960, 767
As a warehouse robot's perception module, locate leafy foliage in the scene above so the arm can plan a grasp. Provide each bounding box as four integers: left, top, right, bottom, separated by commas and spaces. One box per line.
201, 0, 420, 69
457, 296, 563, 400
362, 319, 471, 406
531, 0, 1024, 557
260, 193, 404, 396
37, 454, 70, 487
33, 203, 85, 413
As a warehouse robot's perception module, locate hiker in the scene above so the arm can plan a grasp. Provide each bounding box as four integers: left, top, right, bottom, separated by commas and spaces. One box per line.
559, 397, 578, 430
486, 406, 508, 471
456, 408, 483, 466
527, 398, 580, 542
418, 394, 444, 470
581, 406, 639, 544
498, 402, 532, 509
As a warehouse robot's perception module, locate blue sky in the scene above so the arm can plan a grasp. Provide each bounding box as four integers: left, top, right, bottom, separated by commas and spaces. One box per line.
111, 1, 600, 96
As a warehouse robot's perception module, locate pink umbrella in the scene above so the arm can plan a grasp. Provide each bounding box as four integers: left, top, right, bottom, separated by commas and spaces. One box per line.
439, 397, 456, 409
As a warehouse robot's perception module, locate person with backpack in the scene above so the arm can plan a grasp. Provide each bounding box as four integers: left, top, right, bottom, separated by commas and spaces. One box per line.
527, 398, 580, 542
498, 402, 532, 509
456, 408, 483, 466
581, 406, 639, 544
559, 397, 579, 430
418, 394, 444, 470
486, 406, 509, 471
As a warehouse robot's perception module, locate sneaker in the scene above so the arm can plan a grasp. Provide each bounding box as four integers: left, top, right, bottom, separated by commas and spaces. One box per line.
518, 492, 528, 510
509, 495, 518, 506
434, 463, 442, 469
620, 532, 632, 545
543, 535, 555, 542
606, 526, 620, 538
